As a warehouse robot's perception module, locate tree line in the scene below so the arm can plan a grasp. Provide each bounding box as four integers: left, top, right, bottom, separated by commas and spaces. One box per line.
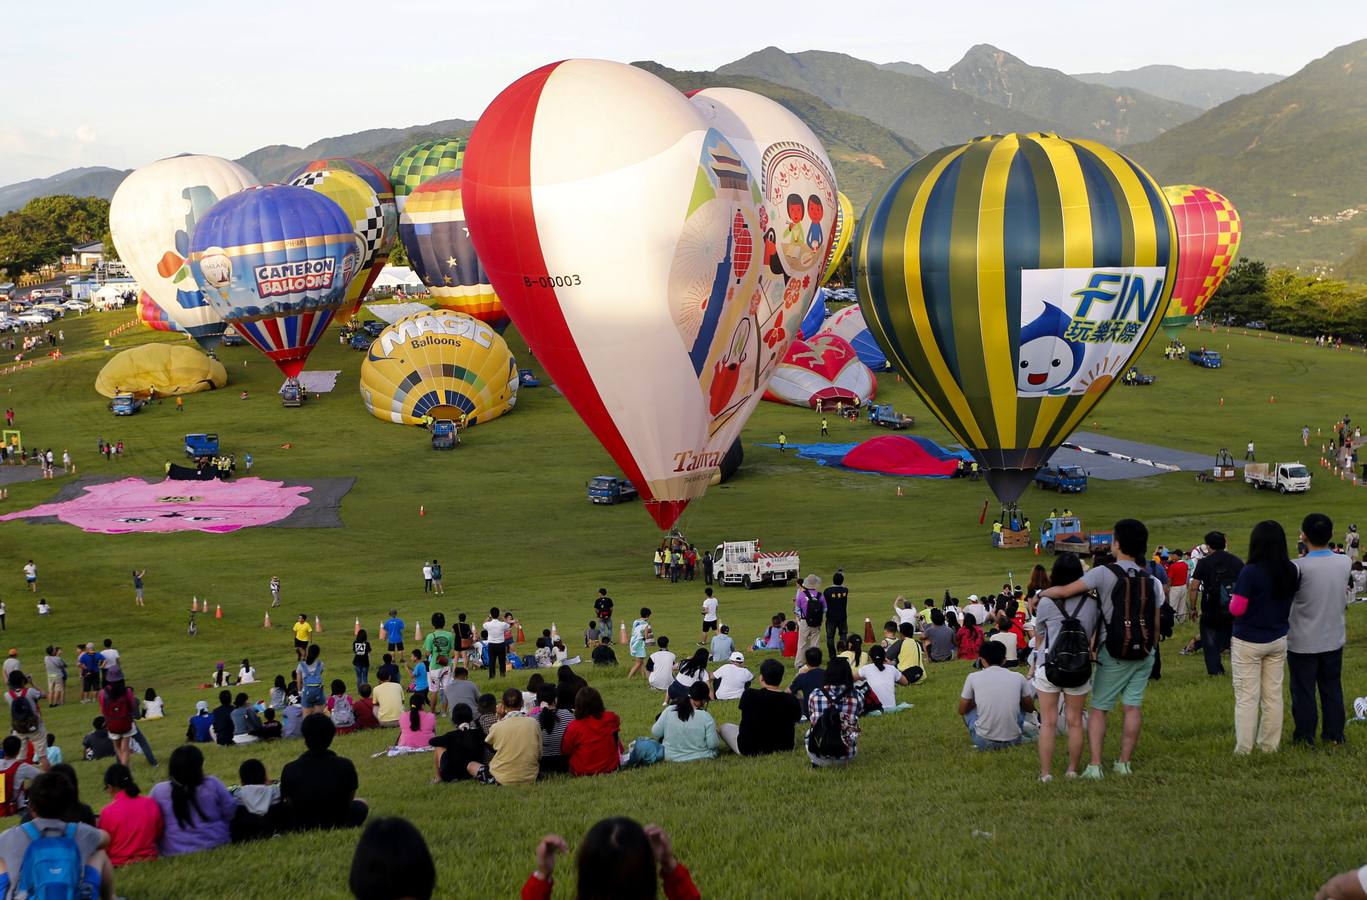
1202, 258, 1367, 341
0, 195, 113, 278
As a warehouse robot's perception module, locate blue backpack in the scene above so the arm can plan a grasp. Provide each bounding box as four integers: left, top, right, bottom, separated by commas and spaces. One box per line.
18, 821, 83, 899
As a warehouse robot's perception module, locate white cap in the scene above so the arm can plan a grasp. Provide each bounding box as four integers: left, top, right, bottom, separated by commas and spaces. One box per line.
967, 594, 979, 602
729, 651, 745, 663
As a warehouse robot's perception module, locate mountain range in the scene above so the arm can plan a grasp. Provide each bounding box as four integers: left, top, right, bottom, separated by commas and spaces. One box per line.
5, 41, 1361, 273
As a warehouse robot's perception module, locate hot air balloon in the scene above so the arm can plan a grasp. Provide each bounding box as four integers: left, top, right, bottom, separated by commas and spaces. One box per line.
390, 138, 465, 212
855, 132, 1176, 503
188, 185, 358, 379
95, 344, 226, 399
467, 61, 834, 529
815, 304, 889, 370
398, 172, 506, 329
1160, 185, 1241, 339
763, 334, 876, 408
820, 191, 856, 285
109, 155, 259, 350
137, 291, 183, 333
288, 168, 392, 326
287, 157, 399, 323
359, 310, 518, 426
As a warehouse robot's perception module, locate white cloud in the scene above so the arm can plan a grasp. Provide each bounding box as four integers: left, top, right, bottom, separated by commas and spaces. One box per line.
74, 125, 97, 144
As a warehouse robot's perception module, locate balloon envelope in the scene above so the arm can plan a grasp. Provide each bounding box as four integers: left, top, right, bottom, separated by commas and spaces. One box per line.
390, 138, 465, 212
109, 155, 258, 350
464, 62, 835, 529
359, 310, 518, 425
189, 185, 358, 378
137, 291, 183, 333
855, 132, 1176, 503
820, 191, 856, 285
1160, 184, 1241, 338
398, 172, 506, 329
288, 168, 393, 326
763, 334, 876, 408
815, 304, 889, 370
95, 343, 227, 399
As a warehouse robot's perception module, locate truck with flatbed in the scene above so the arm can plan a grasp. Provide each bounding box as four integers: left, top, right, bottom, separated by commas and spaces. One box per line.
1245, 462, 1311, 493
712, 540, 799, 589
868, 403, 914, 429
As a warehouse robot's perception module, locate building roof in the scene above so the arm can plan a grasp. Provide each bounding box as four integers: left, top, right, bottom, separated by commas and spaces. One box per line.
71, 241, 104, 253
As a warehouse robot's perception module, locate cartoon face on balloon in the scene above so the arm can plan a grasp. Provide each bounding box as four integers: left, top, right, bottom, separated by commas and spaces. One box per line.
1017, 304, 1084, 394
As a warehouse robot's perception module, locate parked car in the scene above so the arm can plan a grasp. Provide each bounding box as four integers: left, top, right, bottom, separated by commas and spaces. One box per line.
17, 312, 54, 325
360, 320, 385, 338
61, 299, 90, 313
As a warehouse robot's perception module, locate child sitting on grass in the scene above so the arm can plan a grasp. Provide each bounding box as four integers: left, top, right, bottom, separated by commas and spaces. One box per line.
229, 758, 280, 842
141, 687, 164, 719
326, 679, 357, 734
258, 708, 282, 741
45, 733, 62, 765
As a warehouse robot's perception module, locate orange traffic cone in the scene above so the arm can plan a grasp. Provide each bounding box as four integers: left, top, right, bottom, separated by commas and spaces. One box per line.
619, 621, 627, 644
551, 622, 559, 642
1034, 542, 1041, 555
215, 603, 222, 620
415, 622, 423, 642
517, 624, 526, 644
896, 485, 903, 496
863, 617, 875, 643
315, 615, 323, 634
191, 596, 199, 612
419, 505, 425, 517
354, 618, 360, 636
263, 611, 272, 628
1219, 397, 1224, 407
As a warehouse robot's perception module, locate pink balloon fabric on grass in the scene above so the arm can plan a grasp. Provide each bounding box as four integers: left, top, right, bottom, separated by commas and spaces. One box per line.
0, 477, 311, 534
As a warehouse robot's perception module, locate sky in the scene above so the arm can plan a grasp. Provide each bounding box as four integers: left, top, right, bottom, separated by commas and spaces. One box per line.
0, 0, 1351, 185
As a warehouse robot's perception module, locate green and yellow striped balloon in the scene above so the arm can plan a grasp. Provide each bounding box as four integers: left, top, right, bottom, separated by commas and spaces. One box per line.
855, 132, 1177, 503
390, 138, 466, 211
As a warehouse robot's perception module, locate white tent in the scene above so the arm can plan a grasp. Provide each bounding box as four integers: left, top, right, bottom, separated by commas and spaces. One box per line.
370, 266, 424, 291
92, 283, 137, 309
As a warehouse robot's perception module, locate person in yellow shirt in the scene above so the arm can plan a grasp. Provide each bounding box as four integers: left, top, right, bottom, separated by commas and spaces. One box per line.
292, 614, 313, 661
468, 688, 541, 785
372, 669, 404, 727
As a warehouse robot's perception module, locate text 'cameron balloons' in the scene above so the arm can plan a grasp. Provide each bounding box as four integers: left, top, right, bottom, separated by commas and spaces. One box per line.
109, 155, 259, 350
398, 172, 506, 330
1160, 185, 1241, 339
359, 310, 518, 426
288, 168, 392, 326
856, 132, 1176, 503
137, 291, 183, 333
189, 185, 358, 379
390, 138, 465, 211
288, 158, 399, 323
464, 61, 837, 529
821, 191, 856, 285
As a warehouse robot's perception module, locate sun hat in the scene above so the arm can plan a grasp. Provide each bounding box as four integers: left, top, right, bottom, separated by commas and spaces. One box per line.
802, 574, 822, 590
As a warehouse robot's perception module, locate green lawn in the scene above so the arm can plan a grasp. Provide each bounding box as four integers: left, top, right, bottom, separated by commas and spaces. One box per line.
0, 309, 1364, 897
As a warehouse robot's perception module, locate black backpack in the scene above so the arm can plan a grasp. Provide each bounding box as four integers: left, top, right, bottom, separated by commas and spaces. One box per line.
9, 690, 37, 735
807, 688, 847, 757
1104, 564, 1158, 661
802, 590, 825, 628
1044, 598, 1094, 688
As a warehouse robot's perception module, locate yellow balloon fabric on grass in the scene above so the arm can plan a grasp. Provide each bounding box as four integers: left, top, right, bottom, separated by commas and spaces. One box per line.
359, 310, 518, 426
95, 344, 228, 399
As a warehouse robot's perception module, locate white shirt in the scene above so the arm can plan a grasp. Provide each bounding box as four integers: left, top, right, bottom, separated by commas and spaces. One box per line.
483, 619, 508, 644
989, 632, 1018, 663
36, 603, 49, 615
238, 667, 257, 684
100, 649, 120, 665
422, 565, 433, 579
962, 603, 988, 625
23, 564, 35, 579
711, 664, 753, 700
895, 607, 918, 625
647, 650, 677, 690
702, 597, 718, 622
858, 662, 902, 709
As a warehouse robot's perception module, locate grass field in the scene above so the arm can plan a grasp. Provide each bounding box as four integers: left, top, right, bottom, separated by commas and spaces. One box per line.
1, 308, 1365, 898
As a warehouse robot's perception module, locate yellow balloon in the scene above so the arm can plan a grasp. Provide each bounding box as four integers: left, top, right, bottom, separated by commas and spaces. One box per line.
95, 344, 228, 399
820, 191, 856, 285
359, 310, 518, 426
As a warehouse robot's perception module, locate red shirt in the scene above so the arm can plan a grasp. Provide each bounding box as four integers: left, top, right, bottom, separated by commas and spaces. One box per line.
99, 790, 164, 866
560, 711, 622, 776
522, 862, 699, 900
1167, 560, 1189, 587
780, 629, 798, 658
352, 697, 379, 730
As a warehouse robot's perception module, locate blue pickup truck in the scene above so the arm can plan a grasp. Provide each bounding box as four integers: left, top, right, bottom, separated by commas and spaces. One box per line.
588, 476, 637, 505
1189, 349, 1222, 368
184, 433, 219, 459
109, 393, 143, 416
1035, 465, 1088, 493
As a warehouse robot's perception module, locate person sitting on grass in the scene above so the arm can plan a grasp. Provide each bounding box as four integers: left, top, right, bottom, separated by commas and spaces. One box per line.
349, 817, 437, 900
805, 659, 863, 768
591, 636, 617, 667
856, 645, 910, 712
0, 771, 116, 899
650, 682, 718, 763
555, 666, 588, 711
399, 693, 436, 750
280, 715, 368, 830
560, 687, 622, 777
429, 704, 487, 783
711, 651, 753, 701
98, 763, 162, 866
184, 704, 212, 745
788, 648, 826, 716
755, 614, 784, 652
536, 685, 573, 775
522, 817, 698, 900
669, 649, 711, 703
959, 640, 1035, 751
372, 669, 404, 728
720, 659, 801, 756
646, 636, 677, 692
467, 689, 541, 786
889, 622, 925, 684
707, 624, 735, 663
258, 708, 282, 741
954, 613, 985, 665
211, 690, 235, 747
584, 619, 602, 649
920, 608, 956, 662
780, 620, 799, 660
352, 683, 380, 730
326, 679, 357, 735
228, 758, 280, 842
150, 745, 237, 856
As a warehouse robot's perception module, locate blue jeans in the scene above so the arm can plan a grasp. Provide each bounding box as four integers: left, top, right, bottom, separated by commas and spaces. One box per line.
964, 709, 1024, 751
354, 665, 369, 688
134, 728, 158, 766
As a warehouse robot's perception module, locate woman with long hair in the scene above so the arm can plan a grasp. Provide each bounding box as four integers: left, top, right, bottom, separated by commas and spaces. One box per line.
1032, 551, 1097, 781
98, 677, 138, 766
857, 644, 908, 710
650, 682, 718, 762
954, 612, 984, 663
520, 817, 699, 900
536, 684, 574, 774
296, 643, 326, 716
149, 745, 236, 856
99, 763, 163, 866
668, 649, 711, 702
399, 691, 436, 749
1027, 563, 1051, 599
560, 686, 622, 776
805, 658, 863, 767
1229, 520, 1298, 754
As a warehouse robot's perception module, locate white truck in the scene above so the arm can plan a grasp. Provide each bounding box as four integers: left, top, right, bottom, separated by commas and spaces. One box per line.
713, 540, 800, 590
1245, 462, 1312, 493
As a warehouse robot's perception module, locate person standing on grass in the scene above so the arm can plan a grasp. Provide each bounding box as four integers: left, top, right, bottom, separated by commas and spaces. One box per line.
794, 575, 825, 663
292, 614, 313, 661
823, 570, 850, 662
132, 569, 145, 607
778, 431, 787, 453
483, 607, 510, 679
383, 610, 406, 654
627, 609, 653, 679
1288, 512, 1352, 746
352, 630, 372, 689
1166, 549, 1191, 623
269, 575, 281, 608
431, 559, 444, 595
959, 640, 1034, 751
699, 588, 719, 646
422, 561, 433, 594
22, 560, 36, 593
1039, 518, 1164, 779
7, 669, 50, 770
423, 613, 455, 672
702, 549, 714, 586
1229, 520, 1297, 754
1191, 531, 1243, 677
0, 600, 5, 631
1031, 552, 1098, 780
79, 644, 102, 704
593, 588, 614, 642
296, 645, 326, 717
720, 659, 801, 756
43, 646, 66, 708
